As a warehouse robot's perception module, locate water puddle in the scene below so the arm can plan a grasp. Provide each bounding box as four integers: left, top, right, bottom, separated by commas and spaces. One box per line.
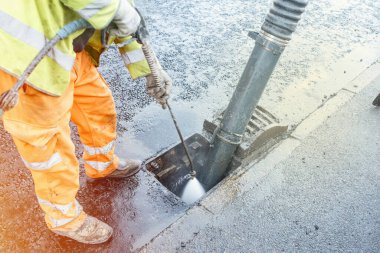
115, 102, 204, 161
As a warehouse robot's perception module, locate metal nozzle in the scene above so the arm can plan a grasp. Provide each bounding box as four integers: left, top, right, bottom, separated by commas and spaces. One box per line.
190, 170, 197, 178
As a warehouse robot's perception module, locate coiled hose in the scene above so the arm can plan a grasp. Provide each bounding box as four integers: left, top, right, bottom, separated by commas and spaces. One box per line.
141, 42, 162, 86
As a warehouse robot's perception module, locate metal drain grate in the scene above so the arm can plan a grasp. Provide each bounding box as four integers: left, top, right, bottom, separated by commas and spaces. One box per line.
203, 105, 288, 160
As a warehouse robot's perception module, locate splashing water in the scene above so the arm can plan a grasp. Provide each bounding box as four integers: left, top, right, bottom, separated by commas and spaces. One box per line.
180, 177, 206, 204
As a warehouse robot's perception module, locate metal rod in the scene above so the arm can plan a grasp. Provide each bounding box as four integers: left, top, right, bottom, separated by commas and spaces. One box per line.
202, 0, 309, 189
133, 10, 197, 178
166, 101, 196, 177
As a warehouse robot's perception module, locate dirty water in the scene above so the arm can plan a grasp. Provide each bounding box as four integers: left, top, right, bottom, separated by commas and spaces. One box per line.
0, 0, 379, 252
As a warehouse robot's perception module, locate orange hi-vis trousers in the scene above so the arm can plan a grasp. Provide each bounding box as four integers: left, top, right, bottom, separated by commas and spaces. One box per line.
0, 51, 120, 231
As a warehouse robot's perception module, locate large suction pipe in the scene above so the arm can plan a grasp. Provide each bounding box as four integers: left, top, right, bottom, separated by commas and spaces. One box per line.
203, 0, 309, 189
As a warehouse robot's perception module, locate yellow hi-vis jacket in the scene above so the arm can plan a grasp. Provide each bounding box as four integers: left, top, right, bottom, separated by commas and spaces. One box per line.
0, 0, 150, 96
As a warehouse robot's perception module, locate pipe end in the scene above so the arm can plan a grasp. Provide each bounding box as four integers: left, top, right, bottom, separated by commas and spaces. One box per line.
261, 0, 309, 41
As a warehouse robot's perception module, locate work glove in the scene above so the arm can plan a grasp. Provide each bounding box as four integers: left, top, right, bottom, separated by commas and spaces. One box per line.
146, 63, 172, 108
108, 0, 141, 38
0, 89, 18, 112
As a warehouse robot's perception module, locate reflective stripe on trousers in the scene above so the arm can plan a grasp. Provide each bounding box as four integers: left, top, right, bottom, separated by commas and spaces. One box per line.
22, 152, 62, 171
83, 140, 115, 156
0, 51, 119, 231
85, 159, 115, 172
38, 198, 83, 229
83, 140, 119, 173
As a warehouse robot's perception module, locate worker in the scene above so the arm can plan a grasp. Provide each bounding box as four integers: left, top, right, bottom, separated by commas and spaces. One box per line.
0, 0, 171, 244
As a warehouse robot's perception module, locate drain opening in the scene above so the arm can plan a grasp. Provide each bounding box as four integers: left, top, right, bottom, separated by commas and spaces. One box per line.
145, 106, 287, 204
146, 133, 210, 198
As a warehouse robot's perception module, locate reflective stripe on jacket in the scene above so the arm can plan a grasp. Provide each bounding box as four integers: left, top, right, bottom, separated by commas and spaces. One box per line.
86, 31, 151, 79
0, 0, 119, 96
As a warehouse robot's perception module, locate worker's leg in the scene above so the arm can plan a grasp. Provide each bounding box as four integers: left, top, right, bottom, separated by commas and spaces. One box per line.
70, 51, 119, 178
0, 69, 86, 231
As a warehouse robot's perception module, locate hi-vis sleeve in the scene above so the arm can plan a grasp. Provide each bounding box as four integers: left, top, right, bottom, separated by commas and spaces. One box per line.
60, 0, 120, 29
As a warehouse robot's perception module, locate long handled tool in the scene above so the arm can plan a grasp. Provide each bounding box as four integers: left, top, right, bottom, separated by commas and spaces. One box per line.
135, 10, 205, 204
166, 101, 196, 178
0, 19, 90, 116
135, 9, 197, 179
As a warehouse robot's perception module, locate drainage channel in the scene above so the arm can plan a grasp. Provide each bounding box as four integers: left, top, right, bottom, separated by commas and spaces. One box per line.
144, 105, 287, 205
145, 133, 209, 199
139, 0, 307, 248
127, 105, 287, 252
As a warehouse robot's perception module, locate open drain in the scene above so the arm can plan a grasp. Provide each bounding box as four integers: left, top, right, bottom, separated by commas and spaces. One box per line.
145, 134, 210, 197
145, 106, 287, 203
142, 0, 306, 201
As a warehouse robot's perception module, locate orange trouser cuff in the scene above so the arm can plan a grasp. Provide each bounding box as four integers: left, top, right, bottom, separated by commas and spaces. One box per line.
0, 51, 119, 230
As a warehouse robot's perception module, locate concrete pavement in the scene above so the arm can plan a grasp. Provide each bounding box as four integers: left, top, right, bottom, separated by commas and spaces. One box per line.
142, 72, 380, 252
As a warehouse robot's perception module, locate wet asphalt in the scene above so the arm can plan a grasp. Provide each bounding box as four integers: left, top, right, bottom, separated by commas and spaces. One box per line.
0, 0, 379, 252
145, 73, 380, 253
0, 124, 188, 252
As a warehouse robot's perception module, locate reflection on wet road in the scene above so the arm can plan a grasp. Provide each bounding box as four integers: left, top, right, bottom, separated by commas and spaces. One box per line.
115, 102, 204, 161
0, 124, 187, 252
0, 0, 379, 251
